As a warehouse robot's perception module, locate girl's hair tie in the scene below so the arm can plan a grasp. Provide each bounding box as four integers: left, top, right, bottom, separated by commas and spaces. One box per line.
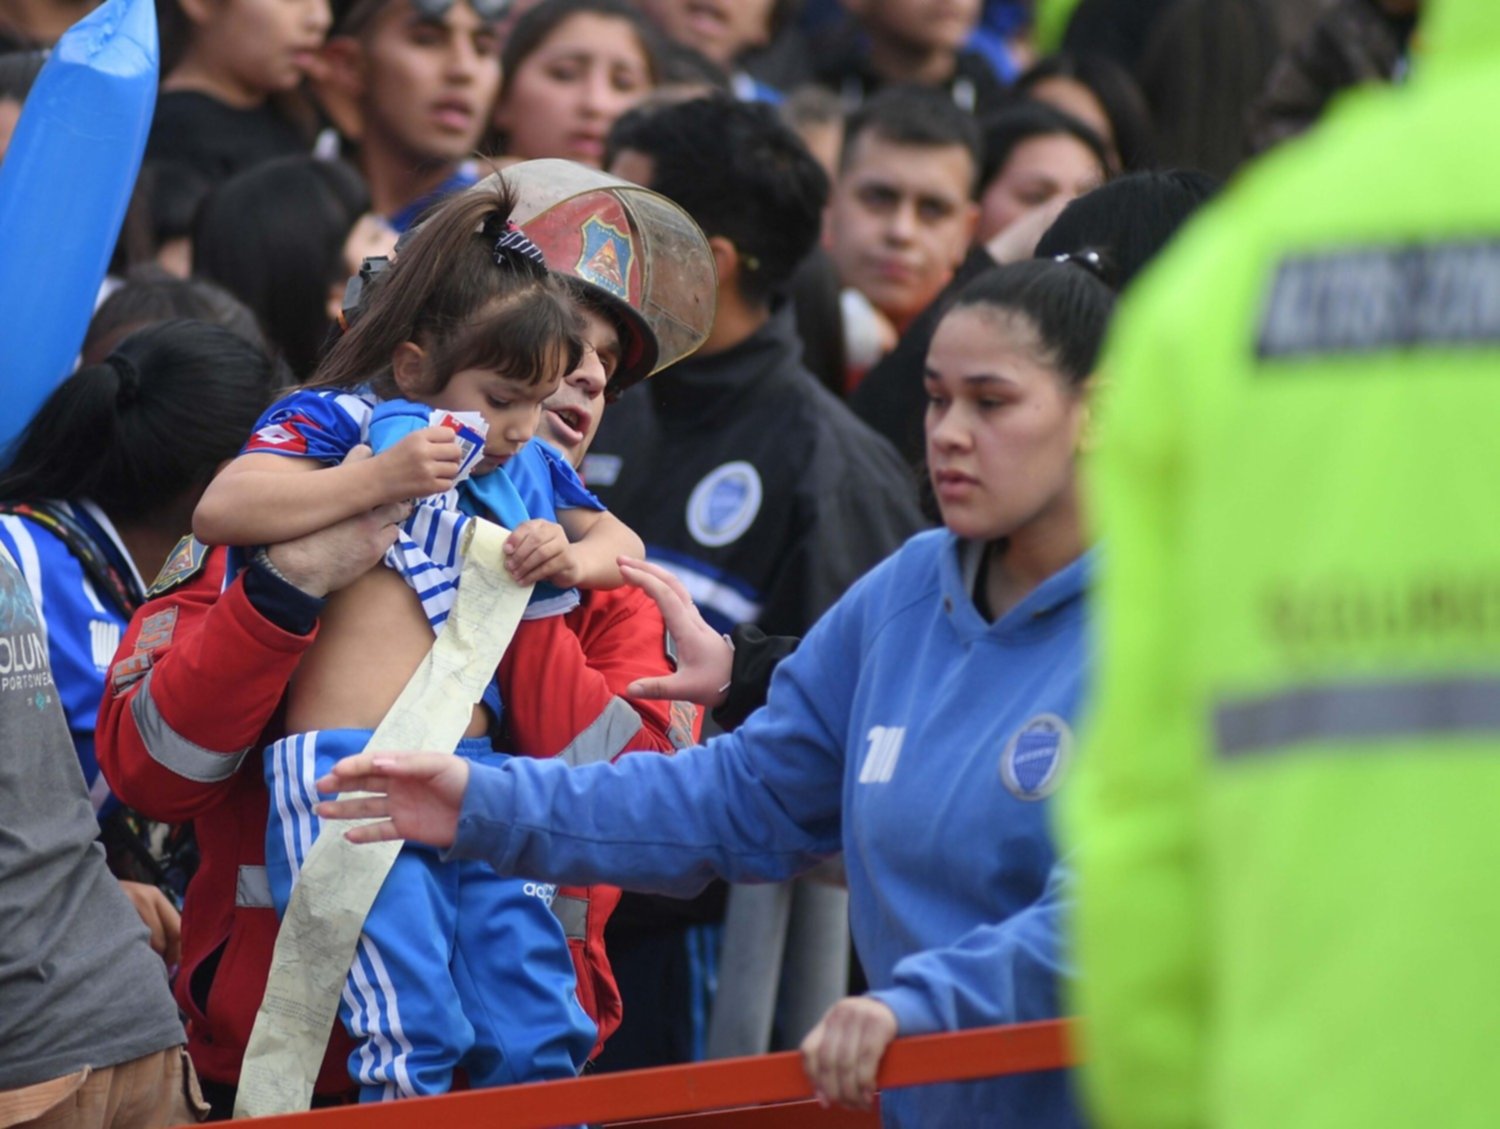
108, 352, 141, 408
493, 221, 549, 276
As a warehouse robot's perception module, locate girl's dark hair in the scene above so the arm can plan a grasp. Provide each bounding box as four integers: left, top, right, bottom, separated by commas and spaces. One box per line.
194, 156, 371, 378
83, 267, 267, 365
949, 259, 1116, 386
308, 178, 583, 396
500, 0, 663, 98
0, 320, 277, 523
978, 100, 1112, 195
1015, 51, 1157, 171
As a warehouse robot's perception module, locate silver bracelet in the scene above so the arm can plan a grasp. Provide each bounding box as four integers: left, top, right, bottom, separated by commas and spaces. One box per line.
251, 546, 294, 586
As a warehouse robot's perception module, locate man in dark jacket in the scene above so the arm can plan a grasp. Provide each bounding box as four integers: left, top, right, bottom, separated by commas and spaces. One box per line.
597, 95, 925, 1066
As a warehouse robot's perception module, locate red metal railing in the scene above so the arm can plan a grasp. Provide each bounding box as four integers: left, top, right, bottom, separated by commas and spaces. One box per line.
226, 1019, 1074, 1129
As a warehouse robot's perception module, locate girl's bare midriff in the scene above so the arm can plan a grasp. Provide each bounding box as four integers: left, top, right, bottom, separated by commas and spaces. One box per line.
285, 565, 490, 738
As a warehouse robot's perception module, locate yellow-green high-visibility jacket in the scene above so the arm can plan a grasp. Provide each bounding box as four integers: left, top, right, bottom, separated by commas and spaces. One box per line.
1067, 3, 1500, 1127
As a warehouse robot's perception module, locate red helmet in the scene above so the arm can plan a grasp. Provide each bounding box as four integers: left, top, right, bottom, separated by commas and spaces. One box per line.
488, 160, 716, 399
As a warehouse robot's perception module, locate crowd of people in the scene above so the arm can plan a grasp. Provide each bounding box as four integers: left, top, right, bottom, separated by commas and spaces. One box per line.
0, 0, 1462, 1127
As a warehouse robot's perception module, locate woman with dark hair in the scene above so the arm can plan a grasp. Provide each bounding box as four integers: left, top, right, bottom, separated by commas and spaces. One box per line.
318, 258, 1115, 1128
0, 319, 277, 820
1015, 50, 1158, 172
492, 0, 662, 166
193, 155, 393, 378
978, 100, 1112, 243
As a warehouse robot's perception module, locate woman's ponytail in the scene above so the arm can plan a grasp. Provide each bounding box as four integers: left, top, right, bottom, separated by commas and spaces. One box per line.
0, 320, 277, 524
0, 362, 125, 505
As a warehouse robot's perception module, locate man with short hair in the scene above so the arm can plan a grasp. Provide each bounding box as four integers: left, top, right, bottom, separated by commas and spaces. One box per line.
598, 94, 925, 1066
315, 0, 502, 229
826, 87, 980, 344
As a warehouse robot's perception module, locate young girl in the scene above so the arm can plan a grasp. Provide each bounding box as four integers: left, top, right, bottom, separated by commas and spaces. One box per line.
147, 0, 330, 182
492, 0, 661, 168
194, 180, 643, 638
317, 257, 1114, 1126
192, 179, 641, 1100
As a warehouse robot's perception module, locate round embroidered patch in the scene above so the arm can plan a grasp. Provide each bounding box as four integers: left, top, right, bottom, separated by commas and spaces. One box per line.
1000, 713, 1072, 801
686, 461, 763, 548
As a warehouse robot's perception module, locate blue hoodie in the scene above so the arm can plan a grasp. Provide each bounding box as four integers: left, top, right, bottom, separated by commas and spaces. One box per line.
451, 529, 1088, 1127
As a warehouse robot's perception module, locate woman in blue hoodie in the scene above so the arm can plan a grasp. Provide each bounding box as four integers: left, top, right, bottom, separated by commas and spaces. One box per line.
315, 257, 1113, 1128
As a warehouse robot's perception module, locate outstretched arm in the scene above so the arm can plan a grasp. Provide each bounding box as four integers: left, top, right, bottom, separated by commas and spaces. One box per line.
193, 428, 460, 547
318, 579, 869, 893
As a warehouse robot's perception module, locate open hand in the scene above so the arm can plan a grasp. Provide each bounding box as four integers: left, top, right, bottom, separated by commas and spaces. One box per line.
504, 519, 577, 586
800, 996, 898, 1111
379, 426, 461, 501
619, 557, 732, 707
315, 751, 470, 848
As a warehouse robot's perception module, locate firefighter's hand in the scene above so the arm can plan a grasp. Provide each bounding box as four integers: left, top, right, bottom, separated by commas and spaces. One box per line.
267, 446, 409, 597
120, 880, 182, 968
619, 557, 732, 708
800, 996, 898, 1111
315, 752, 470, 848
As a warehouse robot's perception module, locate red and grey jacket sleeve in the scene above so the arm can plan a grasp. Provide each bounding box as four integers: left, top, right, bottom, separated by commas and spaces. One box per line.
498, 585, 702, 765
96, 547, 317, 822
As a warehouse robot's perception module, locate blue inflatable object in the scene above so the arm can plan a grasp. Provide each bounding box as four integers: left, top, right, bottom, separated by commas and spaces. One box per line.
0, 0, 157, 455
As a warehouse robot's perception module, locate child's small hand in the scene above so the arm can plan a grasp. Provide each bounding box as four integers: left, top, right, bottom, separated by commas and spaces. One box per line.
379, 426, 462, 501
503, 519, 579, 587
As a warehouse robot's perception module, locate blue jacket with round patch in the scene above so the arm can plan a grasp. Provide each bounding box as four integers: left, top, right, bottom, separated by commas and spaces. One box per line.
449, 529, 1089, 1127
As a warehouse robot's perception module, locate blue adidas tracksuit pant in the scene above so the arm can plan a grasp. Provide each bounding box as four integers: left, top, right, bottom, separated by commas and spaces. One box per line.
265, 729, 596, 1101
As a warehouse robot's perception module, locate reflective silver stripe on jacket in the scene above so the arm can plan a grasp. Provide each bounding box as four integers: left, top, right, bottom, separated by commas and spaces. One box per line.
131, 668, 249, 782
551, 892, 588, 941
1216, 674, 1500, 757
236, 865, 273, 909
556, 696, 641, 768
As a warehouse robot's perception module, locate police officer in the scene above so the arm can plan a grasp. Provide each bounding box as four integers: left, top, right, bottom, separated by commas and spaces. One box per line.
1069, 2, 1500, 1126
